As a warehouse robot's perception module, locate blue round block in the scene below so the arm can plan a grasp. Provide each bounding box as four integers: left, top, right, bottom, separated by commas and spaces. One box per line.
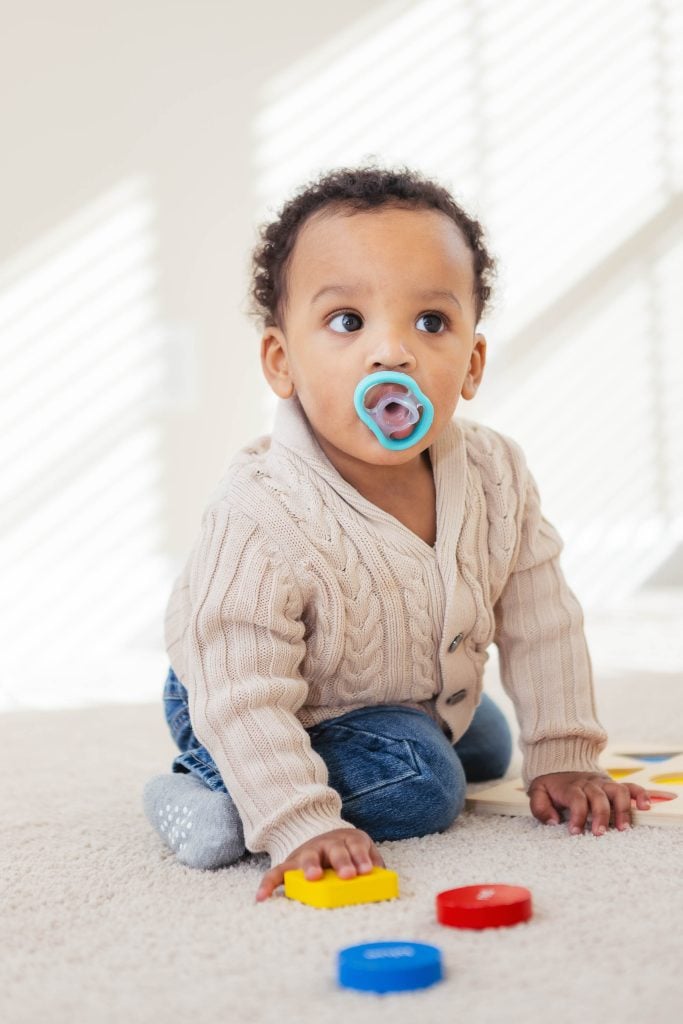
337, 941, 443, 994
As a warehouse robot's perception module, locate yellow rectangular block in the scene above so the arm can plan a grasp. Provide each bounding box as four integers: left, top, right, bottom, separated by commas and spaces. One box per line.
283, 866, 399, 908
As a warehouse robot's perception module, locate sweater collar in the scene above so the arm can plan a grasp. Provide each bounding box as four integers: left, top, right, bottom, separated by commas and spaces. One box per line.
270, 395, 467, 564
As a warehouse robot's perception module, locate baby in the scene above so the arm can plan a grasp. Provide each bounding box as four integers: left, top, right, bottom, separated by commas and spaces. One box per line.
144, 165, 653, 900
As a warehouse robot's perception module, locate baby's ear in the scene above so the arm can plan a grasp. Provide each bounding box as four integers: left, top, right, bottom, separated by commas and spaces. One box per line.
260, 328, 295, 399
461, 333, 486, 400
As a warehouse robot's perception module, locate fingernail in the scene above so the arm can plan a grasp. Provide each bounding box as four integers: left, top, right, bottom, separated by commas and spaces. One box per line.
597, 826, 606, 835
619, 823, 631, 831
570, 826, 581, 835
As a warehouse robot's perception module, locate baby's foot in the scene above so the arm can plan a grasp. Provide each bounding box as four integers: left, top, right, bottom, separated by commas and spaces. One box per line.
143, 773, 245, 869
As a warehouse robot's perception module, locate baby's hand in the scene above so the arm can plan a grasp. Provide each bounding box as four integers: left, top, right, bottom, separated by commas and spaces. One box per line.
528, 770, 657, 835
255, 827, 385, 901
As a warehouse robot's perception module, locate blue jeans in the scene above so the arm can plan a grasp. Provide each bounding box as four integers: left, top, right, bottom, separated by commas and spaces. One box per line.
163, 666, 512, 843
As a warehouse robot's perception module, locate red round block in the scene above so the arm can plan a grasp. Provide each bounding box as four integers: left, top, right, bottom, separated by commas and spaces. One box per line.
436, 884, 533, 930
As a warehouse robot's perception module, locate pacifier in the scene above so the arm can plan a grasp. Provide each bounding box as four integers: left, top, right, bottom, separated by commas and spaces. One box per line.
353, 371, 435, 451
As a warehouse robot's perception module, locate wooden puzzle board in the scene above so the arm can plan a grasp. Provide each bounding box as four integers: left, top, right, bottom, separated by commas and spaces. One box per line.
466, 744, 683, 828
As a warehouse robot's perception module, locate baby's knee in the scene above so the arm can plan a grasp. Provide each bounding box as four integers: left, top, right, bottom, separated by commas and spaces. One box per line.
409, 748, 467, 834
488, 741, 513, 781
362, 743, 466, 840
318, 709, 468, 841
463, 729, 513, 783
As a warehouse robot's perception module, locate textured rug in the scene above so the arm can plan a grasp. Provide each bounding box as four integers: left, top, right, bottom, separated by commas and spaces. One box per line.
2, 671, 683, 1024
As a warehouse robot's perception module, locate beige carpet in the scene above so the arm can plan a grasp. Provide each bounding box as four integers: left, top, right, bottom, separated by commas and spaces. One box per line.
2, 671, 683, 1024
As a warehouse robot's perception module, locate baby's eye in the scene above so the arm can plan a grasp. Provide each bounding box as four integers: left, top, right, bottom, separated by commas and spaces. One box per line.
328, 312, 363, 333
416, 312, 446, 334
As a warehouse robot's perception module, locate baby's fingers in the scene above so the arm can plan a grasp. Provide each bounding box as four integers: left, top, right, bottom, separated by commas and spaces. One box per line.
256, 863, 287, 902
606, 782, 635, 831
629, 785, 653, 811
368, 844, 387, 870
529, 786, 561, 826
345, 833, 384, 874
326, 840, 359, 879
299, 849, 326, 880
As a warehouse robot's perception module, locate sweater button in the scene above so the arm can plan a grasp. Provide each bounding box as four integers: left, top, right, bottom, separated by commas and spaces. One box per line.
445, 688, 467, 706
448, 633, 464, 652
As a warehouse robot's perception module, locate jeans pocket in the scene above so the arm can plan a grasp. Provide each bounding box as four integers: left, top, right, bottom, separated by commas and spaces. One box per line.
310, 723, 421, 803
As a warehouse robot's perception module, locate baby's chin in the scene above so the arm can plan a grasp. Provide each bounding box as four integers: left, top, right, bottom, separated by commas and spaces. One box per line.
353, 434, 433, 468
315, 428, 417, 468
305, 407, 438, 471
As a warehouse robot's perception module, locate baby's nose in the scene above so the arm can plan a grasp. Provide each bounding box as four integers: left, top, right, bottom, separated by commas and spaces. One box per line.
372, 359, 413, 371
369, 349, 416, 373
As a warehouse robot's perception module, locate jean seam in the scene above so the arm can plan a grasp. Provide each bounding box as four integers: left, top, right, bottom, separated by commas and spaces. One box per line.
327, 736, 423, 802
167, 705, 191, 737
173, 750, 224, 789
342, 766, 422, 803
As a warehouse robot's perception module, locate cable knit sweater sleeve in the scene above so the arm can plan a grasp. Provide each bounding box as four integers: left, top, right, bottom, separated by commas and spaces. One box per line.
183, 504, 353, 863
492, 439, 609, 790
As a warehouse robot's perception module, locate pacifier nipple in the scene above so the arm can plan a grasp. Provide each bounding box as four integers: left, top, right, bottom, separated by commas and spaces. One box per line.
363, 384, 422, 440
353, 371, 435, 452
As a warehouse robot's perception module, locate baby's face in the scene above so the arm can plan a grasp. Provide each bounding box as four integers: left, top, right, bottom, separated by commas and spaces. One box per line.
261, 204, 486, 476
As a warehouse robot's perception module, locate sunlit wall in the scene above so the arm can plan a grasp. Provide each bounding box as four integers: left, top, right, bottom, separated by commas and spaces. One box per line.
0, 179, 173, 708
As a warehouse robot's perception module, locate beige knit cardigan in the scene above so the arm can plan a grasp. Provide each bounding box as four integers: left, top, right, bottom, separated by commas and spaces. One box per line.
165, 395, 608, 863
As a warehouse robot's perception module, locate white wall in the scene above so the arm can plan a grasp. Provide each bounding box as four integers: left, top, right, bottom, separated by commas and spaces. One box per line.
1, 0, 681, 708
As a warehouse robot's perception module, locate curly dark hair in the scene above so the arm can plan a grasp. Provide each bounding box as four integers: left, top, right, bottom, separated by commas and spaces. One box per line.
248, 164, 497, 330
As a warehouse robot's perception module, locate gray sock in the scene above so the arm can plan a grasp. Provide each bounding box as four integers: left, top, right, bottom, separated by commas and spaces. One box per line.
143, 772, 245, 870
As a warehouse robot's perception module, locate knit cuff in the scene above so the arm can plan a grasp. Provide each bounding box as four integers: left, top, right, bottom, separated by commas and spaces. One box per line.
258, 808, 358, 865
521, 736, 610, 791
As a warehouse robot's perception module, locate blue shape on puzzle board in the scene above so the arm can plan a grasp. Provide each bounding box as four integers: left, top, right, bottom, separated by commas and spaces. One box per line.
635, 754, 680, 763
337, 941, 443, 994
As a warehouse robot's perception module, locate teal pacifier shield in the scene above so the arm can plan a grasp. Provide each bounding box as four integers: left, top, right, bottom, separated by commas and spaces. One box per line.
353, 371, 434, 450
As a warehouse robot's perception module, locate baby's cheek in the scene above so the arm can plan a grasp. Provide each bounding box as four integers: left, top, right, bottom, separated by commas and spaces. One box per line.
430, 399, 459, 435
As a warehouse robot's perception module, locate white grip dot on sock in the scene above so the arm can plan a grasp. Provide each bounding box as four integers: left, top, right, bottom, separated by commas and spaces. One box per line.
145, 773, 245, 870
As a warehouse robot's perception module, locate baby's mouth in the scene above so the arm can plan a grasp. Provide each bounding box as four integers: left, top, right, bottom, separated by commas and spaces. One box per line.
363, 383, 422, 440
